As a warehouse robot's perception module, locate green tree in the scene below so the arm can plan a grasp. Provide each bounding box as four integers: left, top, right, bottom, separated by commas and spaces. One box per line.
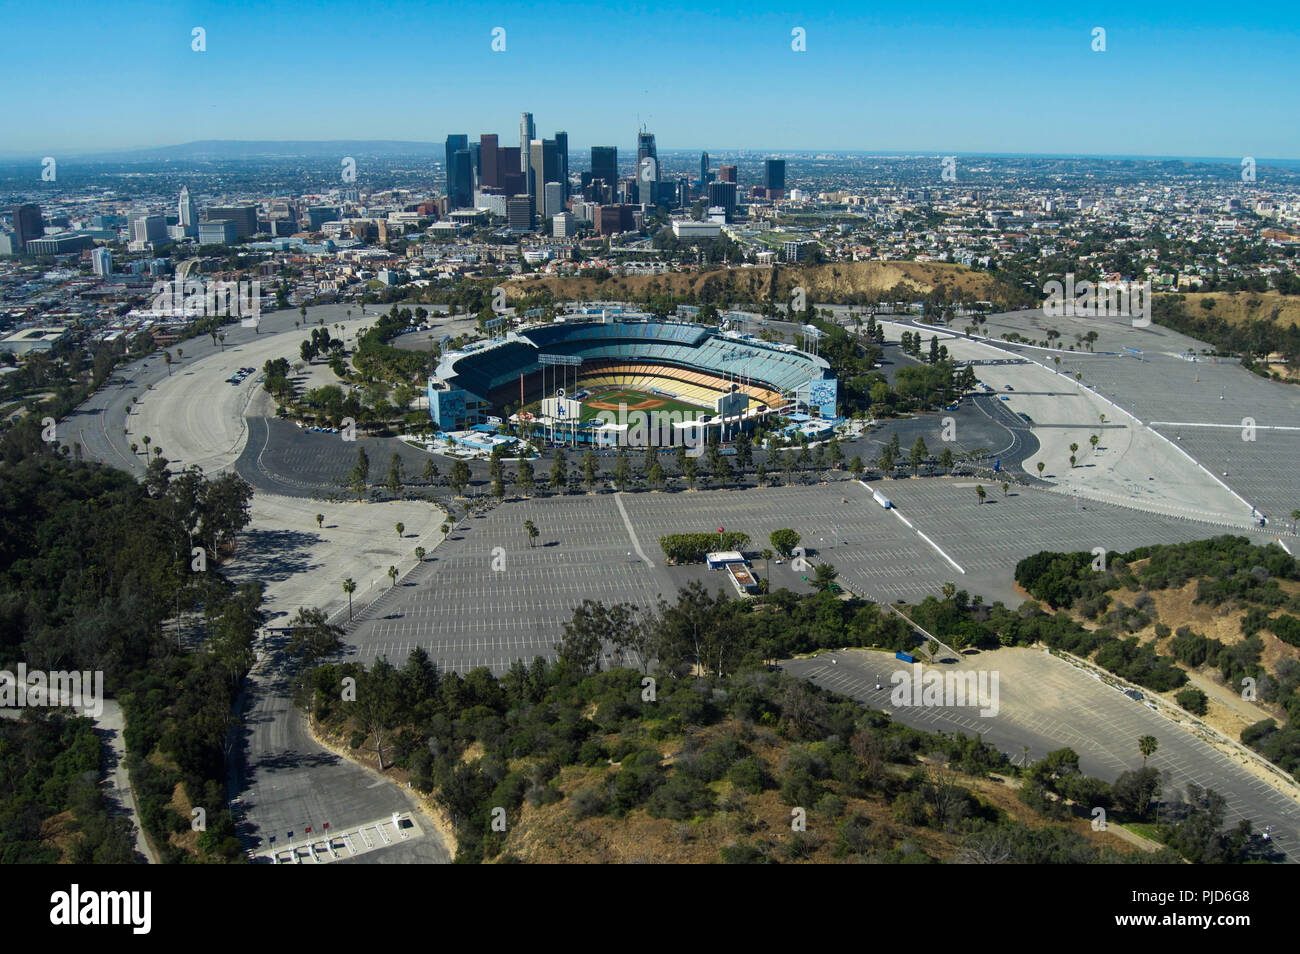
612, 449, 632, 491
342, 578, 356, 621
395, 521, 405, 539
287, 606, 343, 665
910, 436, 929, 474
524, 519, 539, 548
386, 453, 404, 495
813, 563, 839, 591
550, 449, 567, 490
1138, 735, 1158, 767
770, 528, 801, 557
316, 513, 324, 529
449, 459, 471, 495
515, 459, 535, 495
975, 484, 987, 505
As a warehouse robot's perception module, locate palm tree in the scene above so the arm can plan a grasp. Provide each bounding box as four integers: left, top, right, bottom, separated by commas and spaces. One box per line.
163, 352, 172, 376
342, 578, 356, 621
130, 442, 138, 456
395, 521, 405, 539
218, 332, 225, 352
1036, 461, 1045, 477
1138, 735, 1158, 767
142, 435, 151, 455
975, 484, 986, 505
387, 565, 398, 588
524, 519, 538, 548
414, 546, 426, 562
1090, 433, 1100, 455
1001, 481, 1009, 497
316, 513, 324, 529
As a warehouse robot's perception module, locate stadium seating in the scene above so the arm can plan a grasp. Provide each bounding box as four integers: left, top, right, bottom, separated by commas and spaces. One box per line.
440, 319, 828, 410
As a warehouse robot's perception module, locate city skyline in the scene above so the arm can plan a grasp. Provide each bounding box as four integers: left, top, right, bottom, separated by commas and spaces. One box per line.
4, 1, 1300, 157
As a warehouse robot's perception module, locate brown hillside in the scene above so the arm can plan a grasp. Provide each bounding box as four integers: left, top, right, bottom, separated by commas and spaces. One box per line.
503, 261, 1003, 305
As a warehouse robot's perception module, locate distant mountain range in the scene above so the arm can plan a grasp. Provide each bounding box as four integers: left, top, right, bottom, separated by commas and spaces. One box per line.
70, 140, 448, 161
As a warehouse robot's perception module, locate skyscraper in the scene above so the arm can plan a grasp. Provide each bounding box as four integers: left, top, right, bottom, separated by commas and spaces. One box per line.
554, 131, 569, 201
12, 203, 44, 250
520, 112, 536, 199
764, 159, 786, 198
636, 129, 658, 182
479, 134, 499, 189
544, 182, 563, 223
452, 149, 473, 209
719, 165, 737, 184
707, 181, 738, 222
529, 139, 559, 217
636, 129, 660, 204
206, 206, 257, 239
591, 146, 617, 186
499, 146, 524, 197
131, 214, 168, 246
700, 152, 710, 185
91, 247, 112, 277
445, 134, 470, 208
178, 186, 198, 237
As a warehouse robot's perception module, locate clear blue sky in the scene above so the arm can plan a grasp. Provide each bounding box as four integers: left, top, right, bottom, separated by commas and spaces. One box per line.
4, 0, 1298, 158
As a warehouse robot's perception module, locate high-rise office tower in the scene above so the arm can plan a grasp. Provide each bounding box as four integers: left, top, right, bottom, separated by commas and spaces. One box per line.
480, 134, 499, 189
452, 149, 473, 209
764, 158, 786, 198
506, 195, 533, 231
544, 182, 563, 222
636, 129, 658, 180
91, 246, 112, 277
591, 146, 617, 186
719, 165, 737, 183
707, 181, 737, 222
445, 134, 470, 208
520, 112, 535, 198
12, 203, 44, 250
178, 186, 198, 237
206, 206, 257, 239
498, 145, 524, 197
554, 131, 569, 201
131, 214, 168, 246
636, 129, 660, 204
470, 142, 481, 190
700, 152, 710, 185
529, 138, 559, 217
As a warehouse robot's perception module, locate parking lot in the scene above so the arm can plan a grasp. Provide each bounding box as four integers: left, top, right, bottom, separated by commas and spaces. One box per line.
341, 479, 1283, 674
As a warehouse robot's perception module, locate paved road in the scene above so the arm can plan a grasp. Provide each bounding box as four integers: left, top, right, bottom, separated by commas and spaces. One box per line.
784, 647, 1300, 862
230, 635, 451, 864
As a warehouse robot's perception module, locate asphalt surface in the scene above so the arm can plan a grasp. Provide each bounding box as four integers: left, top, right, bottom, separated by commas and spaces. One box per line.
343, 479, 1283, 673
784, 647, 1299, 862
229, 632, 451, 863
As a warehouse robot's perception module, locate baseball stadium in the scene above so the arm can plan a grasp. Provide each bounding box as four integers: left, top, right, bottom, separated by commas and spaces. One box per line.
426, 314, 838, 445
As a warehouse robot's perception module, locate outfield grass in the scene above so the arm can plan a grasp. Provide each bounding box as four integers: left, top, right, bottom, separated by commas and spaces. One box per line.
578, 387, 710, 422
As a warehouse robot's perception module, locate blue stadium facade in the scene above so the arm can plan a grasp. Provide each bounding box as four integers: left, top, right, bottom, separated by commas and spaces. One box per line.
426, 315, 837, 432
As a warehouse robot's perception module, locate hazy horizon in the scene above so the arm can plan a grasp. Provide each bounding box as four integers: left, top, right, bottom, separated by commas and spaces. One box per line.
5, 1, 1299, 157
